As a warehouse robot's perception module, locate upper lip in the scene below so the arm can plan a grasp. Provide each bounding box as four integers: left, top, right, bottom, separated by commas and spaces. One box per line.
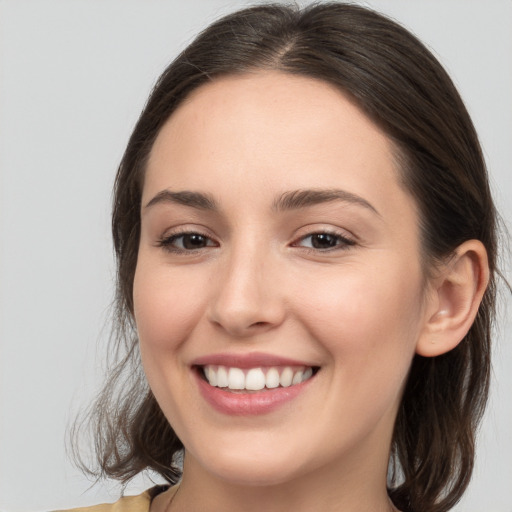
191, 351, 317, 369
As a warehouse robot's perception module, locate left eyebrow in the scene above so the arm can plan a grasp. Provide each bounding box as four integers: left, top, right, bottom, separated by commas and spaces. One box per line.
272, 188, 380, 216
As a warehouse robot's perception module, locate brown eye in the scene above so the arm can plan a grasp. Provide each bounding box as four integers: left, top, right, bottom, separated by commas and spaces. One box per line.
310, 233, 339, 249
180, 234, 210, 249
158, 232, 217, 252
295, 232, 355, 251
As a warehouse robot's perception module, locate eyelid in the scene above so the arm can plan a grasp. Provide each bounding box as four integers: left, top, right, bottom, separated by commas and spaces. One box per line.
156, 226, 219, 253
154, 224, 356, 254
290, 228, 357, 252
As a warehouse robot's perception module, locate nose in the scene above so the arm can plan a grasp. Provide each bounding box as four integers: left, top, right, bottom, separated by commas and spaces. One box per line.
207, 246, 285, 338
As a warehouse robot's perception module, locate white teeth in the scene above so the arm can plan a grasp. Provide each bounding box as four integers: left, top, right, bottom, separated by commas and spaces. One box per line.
292, 370, 303, 385
206, 366, 217, 386
280, 367, 293, 387
265, 368, 280, 389
217, 366, 229, 388
202, 365, 315, 390
228, 367, 245, 390
245, 368, 266, 390
302, 367, 313, 382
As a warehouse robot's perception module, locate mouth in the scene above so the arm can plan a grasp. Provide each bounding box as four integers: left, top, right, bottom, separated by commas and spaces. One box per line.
196, 364, 319, 393
192, 353, 320, 415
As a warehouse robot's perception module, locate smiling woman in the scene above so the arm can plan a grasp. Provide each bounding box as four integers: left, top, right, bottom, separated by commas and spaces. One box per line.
62, 3, 506, 512
134, 73, 441, 506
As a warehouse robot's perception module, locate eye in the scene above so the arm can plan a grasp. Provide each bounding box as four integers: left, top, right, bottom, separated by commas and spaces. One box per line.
157, 232, 218, 253
294, 232, 355, 251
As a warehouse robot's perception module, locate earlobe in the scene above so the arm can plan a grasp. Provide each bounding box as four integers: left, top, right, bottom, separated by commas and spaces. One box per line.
416, 240, 489, 357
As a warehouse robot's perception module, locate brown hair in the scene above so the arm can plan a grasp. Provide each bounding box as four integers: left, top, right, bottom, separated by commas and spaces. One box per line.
76, 4, 500, 511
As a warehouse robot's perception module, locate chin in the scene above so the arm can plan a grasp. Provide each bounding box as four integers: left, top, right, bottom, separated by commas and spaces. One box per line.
187, 441, 311, 487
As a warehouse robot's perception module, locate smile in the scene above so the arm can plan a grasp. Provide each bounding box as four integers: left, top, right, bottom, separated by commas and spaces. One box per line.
202, 365, 315, 391
192, 354, 320, 415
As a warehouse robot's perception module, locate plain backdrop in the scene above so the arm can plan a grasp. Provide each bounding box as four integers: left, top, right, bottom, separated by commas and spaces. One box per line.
0, 1, 511, 511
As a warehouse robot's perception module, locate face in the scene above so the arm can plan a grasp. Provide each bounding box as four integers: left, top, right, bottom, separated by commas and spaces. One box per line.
133, 72, 431, 487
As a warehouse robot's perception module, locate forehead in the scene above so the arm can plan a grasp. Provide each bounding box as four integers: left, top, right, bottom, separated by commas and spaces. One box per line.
144, 71, 415, 222
149, 72, 393, 169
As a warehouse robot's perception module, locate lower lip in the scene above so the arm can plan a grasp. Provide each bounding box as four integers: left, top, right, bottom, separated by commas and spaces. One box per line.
194, 369, 314, 416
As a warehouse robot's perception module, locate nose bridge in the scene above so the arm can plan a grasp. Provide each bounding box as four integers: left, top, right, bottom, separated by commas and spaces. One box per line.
209, 234, 283, 335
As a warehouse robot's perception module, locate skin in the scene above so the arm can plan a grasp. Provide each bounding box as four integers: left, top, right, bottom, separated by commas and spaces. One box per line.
133, 72, 485, 512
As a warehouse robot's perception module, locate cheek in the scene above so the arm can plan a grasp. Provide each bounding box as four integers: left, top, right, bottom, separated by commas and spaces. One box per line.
133, 259, 206, 355
132, 259, 210, 426
294, 259, 425, 366
295, 263, 425, 432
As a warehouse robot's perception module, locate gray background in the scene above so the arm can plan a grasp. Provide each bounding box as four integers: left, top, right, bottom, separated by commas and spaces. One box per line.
0, 1, 510, 511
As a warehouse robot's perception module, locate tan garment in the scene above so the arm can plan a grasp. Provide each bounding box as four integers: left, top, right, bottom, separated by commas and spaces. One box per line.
58, 486, 170, 512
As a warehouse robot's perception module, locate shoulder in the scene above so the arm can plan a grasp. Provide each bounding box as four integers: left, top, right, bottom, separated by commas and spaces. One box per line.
55, 486, 170, 512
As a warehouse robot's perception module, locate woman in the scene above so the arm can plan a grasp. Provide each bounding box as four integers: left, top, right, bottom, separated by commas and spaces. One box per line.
70, 3, 501, 512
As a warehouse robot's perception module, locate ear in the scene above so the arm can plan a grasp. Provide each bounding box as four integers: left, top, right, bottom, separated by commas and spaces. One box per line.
416, 240, 489, 357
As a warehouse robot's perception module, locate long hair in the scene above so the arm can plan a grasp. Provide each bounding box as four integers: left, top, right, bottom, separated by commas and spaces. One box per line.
76, 4, 500, 511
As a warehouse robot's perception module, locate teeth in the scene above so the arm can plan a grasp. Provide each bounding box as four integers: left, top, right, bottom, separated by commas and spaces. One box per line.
205, 366, 217, 386
227, 367, 245, 389
217, 366, 229, 388
246, 368, 266, 390
202, 365, 315, 390
302, 367, 313, 381
265, 368, 280, 389
280, 367, 293, 387
292, 370, 303, 385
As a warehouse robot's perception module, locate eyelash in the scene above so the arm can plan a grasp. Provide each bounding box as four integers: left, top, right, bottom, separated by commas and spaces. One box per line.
292, 230, 356, 252
156, 230, 217, 254
156, 229, 356, 254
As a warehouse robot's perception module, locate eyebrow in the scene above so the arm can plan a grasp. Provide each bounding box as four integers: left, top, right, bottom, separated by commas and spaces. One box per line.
272, 188, 380, 216
144, 190, 217, 210
144, 187, 379, 216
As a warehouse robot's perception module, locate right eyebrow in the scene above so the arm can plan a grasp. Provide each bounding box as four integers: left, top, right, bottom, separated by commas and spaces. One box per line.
144, 190, 218, 211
